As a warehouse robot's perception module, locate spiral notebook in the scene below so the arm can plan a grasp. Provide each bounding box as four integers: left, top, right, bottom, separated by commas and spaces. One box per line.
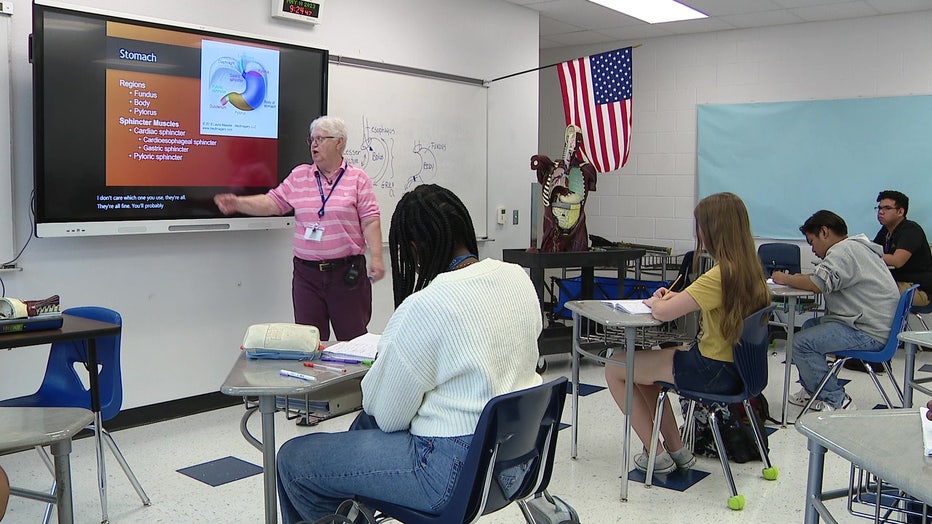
321, 333, 380, 362
602, 299, 652, 315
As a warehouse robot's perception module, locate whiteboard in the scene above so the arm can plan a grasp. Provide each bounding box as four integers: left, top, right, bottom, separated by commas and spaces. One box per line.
328, 64, 489, 239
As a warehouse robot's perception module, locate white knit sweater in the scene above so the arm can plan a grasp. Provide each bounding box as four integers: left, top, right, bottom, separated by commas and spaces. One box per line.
361, 258, 543, 436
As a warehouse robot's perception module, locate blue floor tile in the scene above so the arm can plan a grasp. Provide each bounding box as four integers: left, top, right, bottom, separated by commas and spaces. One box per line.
177, 456, 262, 487
627, 467, 710, 492
567, 382, 607, 396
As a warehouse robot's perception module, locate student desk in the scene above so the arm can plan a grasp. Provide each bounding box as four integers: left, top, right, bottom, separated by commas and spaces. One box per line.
897, 330, 932, 408
768, 283, 817, 426
0, 314, 122, 512
0, 407, 94, 524
796, 410, 931, 524
220, 353, 368, 524
564, 299, 661, 502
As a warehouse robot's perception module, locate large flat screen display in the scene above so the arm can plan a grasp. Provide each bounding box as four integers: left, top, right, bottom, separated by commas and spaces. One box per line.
32, 1, 328, 237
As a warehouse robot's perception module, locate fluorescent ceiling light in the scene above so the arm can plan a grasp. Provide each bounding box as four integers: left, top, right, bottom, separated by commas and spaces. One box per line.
589, 0, 708, 24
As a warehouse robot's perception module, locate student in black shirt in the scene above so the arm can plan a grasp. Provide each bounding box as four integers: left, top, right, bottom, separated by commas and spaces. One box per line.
873, 190, 932, 307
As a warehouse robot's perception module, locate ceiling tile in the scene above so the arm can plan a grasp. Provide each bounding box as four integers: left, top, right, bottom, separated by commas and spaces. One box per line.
543, 30, 620, 46
720, 9, 806, 27
865, 0, 932, 14
540, 15, 584, 36
790, 1, 880, 21
598, 24, 677, 41
533, 0, 644, 30
504, 0, 932, 49
769, 0, 849, 8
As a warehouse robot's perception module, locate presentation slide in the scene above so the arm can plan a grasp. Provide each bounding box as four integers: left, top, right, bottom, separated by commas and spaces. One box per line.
104, 22, 279, 192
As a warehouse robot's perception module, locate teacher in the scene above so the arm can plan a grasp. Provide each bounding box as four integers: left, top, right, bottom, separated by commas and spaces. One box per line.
214, 115, 385, 341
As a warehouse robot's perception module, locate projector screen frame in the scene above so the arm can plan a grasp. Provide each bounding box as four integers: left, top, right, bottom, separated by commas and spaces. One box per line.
32, 0, 327, 238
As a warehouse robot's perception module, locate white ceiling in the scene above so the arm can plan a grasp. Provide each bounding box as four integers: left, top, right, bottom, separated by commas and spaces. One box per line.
504, 0, 932, 49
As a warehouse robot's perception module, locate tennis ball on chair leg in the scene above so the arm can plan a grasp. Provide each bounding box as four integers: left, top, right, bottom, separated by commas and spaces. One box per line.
763, 466, 779, 480
728, 494, 746, 510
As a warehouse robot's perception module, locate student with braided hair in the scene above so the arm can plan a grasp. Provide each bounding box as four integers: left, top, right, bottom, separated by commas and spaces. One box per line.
276, 184, 542, 523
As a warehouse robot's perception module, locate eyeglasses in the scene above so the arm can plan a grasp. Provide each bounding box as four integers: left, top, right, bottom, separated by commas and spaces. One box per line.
874, 205, 899, 212
306, 136, 336, 145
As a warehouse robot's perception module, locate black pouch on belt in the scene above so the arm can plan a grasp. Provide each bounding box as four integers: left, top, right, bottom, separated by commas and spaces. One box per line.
343, 263, 360, 286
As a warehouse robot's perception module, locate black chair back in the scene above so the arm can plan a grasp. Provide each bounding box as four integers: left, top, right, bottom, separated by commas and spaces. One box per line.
733, 305, 777, 398
359, 377, 569, 524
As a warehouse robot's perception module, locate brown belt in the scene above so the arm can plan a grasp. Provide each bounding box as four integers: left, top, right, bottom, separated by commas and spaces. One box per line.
297, 255, 360, 271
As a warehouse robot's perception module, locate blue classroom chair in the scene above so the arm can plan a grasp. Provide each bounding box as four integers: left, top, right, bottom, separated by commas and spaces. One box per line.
799, 285, 917, 416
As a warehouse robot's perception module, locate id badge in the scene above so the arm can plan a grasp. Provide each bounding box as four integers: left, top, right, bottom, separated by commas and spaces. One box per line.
304, 224, 325, 241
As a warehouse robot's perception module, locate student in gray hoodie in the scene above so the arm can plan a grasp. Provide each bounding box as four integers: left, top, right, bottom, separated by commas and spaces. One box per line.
771, 210, 900, 410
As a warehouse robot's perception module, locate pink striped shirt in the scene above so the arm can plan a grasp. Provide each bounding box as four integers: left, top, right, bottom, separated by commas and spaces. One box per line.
267, 161, 380, 261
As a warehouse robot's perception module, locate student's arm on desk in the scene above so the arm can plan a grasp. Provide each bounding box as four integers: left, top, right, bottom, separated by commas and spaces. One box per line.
644, 290, 699, 322
770, 271, 822, 293
360, 342, 430, 433
883, 249, 913, 269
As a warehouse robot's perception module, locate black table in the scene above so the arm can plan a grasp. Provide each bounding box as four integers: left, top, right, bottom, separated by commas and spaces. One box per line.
503, 248, 646, 356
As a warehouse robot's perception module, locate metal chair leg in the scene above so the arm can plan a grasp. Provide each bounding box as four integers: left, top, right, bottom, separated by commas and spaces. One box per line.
913, 312, 930, 331
645, 389, 669, 488
92, 417, 109, 524
100, 427, 151, 506
861, 364, 900, 409
741, 399, 779, 483
707, 409, 738, 498
800, 358, 848, 416
880, 361, 905, 407
682, 400, 697, 453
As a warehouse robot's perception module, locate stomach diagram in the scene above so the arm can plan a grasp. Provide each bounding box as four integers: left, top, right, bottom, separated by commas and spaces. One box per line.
210, 56, 268, 111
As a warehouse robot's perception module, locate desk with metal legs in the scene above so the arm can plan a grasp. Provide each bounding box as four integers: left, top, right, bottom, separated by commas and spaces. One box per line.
565, 300, 661, 502
769, 285, 816, 426
221, 353, 367, 524
796, 410, 931, 524
897, 330, 932, 408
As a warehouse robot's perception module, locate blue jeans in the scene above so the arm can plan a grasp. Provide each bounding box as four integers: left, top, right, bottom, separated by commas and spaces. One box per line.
792, 318, 884, 407
276, 412, 471, 523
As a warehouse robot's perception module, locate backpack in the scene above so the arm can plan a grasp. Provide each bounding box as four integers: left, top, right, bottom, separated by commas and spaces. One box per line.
524, 491, 581, 524
680, 394, 770, 463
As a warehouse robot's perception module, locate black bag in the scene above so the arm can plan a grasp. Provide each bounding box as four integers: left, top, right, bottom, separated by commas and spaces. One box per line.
680, 394, 770, 464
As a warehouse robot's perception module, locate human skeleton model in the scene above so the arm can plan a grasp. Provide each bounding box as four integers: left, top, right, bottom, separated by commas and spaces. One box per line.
530, 125, 597, 252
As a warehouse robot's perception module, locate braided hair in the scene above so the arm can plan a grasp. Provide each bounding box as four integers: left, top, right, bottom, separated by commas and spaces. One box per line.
388, 184, 479, 307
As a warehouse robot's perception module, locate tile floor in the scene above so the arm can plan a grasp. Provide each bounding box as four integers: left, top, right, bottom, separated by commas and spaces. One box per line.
1, 341, 930, 523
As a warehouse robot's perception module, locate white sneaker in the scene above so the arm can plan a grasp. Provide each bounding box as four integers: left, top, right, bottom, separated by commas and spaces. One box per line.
824, 395, 857, 412
788, 388, 812, 407
634, 451, 676, 474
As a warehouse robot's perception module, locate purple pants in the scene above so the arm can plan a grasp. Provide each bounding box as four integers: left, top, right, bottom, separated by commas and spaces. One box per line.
292, 256, 372, 341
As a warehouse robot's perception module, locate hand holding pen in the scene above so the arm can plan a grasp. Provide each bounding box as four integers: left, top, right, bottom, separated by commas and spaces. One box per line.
649, 274, 683, 301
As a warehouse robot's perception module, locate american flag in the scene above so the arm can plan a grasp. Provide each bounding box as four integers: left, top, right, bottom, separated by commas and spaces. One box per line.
558, 47, 633, 173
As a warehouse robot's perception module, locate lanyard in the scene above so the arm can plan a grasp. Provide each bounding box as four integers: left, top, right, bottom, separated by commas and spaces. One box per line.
315, 167, 346, 219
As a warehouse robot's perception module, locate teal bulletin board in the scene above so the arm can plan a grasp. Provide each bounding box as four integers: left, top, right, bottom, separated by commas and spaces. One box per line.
698, 96, 932, 240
